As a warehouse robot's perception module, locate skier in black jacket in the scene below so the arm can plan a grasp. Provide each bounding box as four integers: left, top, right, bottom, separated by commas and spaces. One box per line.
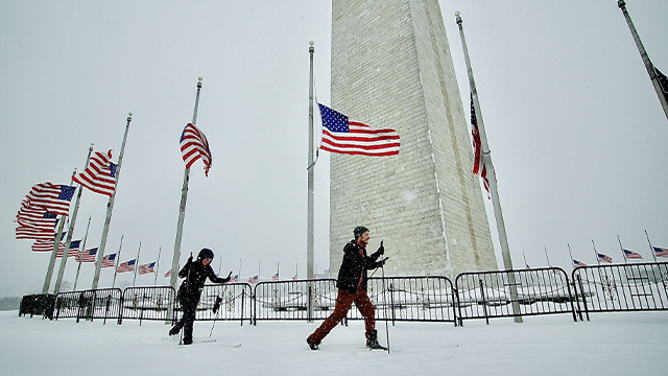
169, 248, 232, 345
307, 226, 387, 350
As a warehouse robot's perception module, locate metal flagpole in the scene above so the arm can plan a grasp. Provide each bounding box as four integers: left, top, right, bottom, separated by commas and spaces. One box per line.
618, 235, 628, 264
42, 174, 75, 294
617, 0, 668, 121
73, 215, 92, 291
456, 12, 522, 323
567, 243, 575, 266
645, 230, 657, 262
154, 247, 162, 286
111, 234, 124, 288
307, 40, 315, 321
54, 147, 94, 294
169, 78, 203, 292
92, 113, 133, 290
132, 241, 142, 287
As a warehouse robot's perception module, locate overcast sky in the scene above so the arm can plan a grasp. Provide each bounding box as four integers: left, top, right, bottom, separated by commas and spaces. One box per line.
1, 0, 666, 297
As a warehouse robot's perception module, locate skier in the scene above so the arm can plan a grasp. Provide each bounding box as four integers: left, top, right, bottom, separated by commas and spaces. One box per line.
307, 226, 387, 350
169, 248, 232, 345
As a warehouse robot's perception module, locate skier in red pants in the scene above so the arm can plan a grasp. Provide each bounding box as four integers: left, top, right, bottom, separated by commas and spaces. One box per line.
307, 226, 387, 350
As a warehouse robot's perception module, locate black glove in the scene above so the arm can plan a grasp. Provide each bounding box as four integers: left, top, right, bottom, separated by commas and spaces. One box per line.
187, 254, 193, 265
222, 271, 233, 283
377, 240, 384, 255
212, 295, 222, 314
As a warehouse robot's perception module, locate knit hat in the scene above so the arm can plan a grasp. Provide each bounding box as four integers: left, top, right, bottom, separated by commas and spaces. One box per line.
197, 248, 214, 261
353, 226, 370, 239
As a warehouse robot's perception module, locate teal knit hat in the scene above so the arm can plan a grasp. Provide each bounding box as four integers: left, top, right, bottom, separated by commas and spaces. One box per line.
353, 226, 370, 239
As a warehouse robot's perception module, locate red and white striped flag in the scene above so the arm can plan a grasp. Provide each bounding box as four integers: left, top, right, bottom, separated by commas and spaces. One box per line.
318, 103, 400, 157
117, 259, 136, 273
32, 240, 65, 253
72, 150, 117, 197
471, 96, 490, 198
272, 272, 279, 281
24, 182, 76, 217
101, 253, 117, 268
180, 123, 212, 176
76, 247, 98, 263
164, 269, 172, 278
138, 262, 156, 275
623, 249, 643, 260
654, 246, 668, 258
15, 201, 59, 240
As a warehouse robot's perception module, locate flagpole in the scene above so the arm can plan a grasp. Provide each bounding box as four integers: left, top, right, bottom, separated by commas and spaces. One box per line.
42, 175, 74, 294
154, 246, 162, 286
92, 113, 133, 290
169, 77, 203, 292
132, 241, 142, 287
307, 40, 315, 282
644, 230, 657, 262
73, 215, 92, 291
567, 243, 576, 269
592, 240, 601, 266
617, 0, 668, 121
111, 234, 124, 288
54, 147, 94, 294
617, 235, 628, 264
456, 12, 522, 323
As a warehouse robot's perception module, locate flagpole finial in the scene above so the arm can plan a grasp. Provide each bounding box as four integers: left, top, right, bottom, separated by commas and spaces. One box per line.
618, 0, 626, 8
455, 11, 462, 24
309, 40, 314, 53
127, 113, 133, 122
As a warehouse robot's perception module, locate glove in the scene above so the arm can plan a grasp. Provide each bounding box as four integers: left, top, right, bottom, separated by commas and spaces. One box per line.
222, 271, 233, 283
212, 295, 222, 314
377, 240, 384, 255
187, 254, 193, 265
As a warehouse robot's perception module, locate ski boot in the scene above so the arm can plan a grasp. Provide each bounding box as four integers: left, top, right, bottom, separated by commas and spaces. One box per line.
366, 330, 387, 350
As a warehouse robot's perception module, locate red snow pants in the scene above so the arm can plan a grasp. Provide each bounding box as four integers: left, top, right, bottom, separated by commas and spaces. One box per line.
308, 288, 376, 345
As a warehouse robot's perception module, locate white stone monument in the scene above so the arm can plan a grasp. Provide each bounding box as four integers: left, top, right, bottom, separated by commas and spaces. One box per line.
328, 0, 497, 279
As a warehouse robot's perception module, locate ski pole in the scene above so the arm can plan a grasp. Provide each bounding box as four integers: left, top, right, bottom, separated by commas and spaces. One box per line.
380, 261, 390, 354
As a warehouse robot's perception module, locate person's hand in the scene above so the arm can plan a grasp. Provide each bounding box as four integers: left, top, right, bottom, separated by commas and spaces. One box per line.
187, 254, 193, 265
377, 240, 385, 255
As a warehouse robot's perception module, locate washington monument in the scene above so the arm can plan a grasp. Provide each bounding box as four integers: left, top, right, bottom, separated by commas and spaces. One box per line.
328, 0, 497, 279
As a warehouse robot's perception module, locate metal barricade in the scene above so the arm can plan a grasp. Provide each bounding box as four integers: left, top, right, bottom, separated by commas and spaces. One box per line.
344, 276, 457, 324
193, 283, 253, 325
456, 268, 576, 324
121, 286, 175, 325
253, 279, 338, 323
572, 261, 668, 321
54, 291, 85, 320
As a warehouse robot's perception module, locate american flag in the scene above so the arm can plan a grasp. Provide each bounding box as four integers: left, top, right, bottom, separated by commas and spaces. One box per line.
72, 150, 117, 197
292, 274, 297, 280
117, 259, 136, 273
76, 247, 98, 263
32, 240, 65, 253
573, 259, 587, 268
57, 239, 82, 258
653, 246, 668, 258
101, 253, 117, 268
15, 211, 59, 240
138, 262, 156, 275
180, 123, 212, 176
318, 103, 400, 157
272, 272, 279, 281
248, 275, 258, 284
164, 269, 172, 278
24, 182, 76, 216
597, 253, 613, 263
623, 249, 643, 260
230, 274, 238, 282
471, 96, 490, 197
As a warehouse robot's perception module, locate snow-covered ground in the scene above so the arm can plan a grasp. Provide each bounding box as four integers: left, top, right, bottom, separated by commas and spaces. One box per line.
2, 310, 666, 375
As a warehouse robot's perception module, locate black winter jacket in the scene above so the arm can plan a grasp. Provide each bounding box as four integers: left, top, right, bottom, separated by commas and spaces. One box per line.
336, 239, 383, 294
178, 260, 230, 300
